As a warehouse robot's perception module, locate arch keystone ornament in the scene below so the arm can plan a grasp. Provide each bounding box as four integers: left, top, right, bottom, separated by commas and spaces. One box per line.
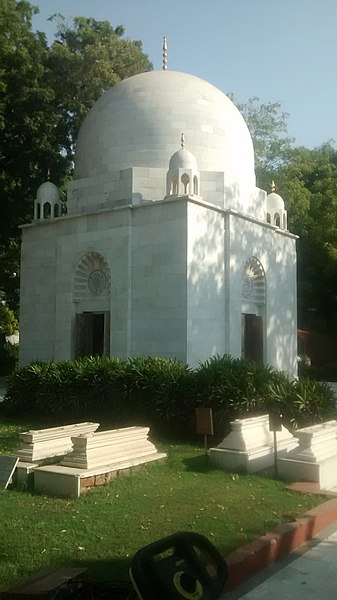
74, 252, 110, 302
241, 257, 266, 305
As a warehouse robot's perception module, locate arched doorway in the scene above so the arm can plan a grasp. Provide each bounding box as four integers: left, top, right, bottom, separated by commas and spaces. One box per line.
241, 257, 266, 365
73, 251, 111, 358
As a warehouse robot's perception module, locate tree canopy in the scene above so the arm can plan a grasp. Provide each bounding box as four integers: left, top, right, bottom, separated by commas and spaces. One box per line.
0, 0, 152, 313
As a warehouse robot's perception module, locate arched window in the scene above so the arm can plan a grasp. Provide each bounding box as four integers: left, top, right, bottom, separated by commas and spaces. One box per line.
54, 204, 59, 218
274, 213, 280, 227
193, 175, 198, 195
266, 213, 271, 223
283, 214, 287, 229
172, 175, 178, 195
43, 202, 51, 219
181, 173, 190, 194
36, 203, 41, 220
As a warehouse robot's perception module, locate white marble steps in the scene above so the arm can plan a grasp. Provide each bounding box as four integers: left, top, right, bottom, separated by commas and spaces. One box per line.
210, 414, 296, 473
60, 426, 162, 470
278, 420, 337, 489
15, 422, 100, 463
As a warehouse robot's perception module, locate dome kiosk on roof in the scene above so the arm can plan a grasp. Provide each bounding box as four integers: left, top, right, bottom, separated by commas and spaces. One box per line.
19, 53, 298, 378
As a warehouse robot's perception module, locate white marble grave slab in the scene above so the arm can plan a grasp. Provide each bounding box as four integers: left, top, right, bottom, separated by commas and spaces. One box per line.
15, 422, 100, 463
278, 420, 337, 489
210, 414, 296, 473
61, 425, 164, 470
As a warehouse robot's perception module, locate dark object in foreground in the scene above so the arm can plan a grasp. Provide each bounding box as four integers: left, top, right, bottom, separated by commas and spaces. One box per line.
1, 568, 87, 600
2, 532, 228, 600
130, 531, 228, 599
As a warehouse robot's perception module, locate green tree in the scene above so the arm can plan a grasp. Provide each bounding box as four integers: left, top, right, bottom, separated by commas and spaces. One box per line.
276, 143, 337, 332
0, 300, 18, 342
46, 14, 152, 159
0, 1, 152, 314
0, 1, 54, 311
230, 95, 294, 184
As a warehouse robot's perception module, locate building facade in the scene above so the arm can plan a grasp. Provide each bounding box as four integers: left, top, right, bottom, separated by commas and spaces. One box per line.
19, 70, 297, 376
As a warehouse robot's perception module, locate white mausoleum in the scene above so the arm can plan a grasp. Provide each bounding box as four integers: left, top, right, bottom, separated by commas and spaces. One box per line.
19, 69, 298, 376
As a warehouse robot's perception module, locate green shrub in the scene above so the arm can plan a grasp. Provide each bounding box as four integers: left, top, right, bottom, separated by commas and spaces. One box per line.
2, 354, 336, 433
123, 356, 192, 427
0, 342, 19, 376
2, 356, 191, 431
193, 355, 291, 435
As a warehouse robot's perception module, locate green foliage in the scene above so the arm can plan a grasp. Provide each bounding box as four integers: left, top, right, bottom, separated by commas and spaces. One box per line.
229, 95, 294, 175
3, 355, 335, 433
0, 342, 18, 376
0, 302, 18, 338
273, 142, 337, 332
0, 1, 152, 313
47, 15, 152, 150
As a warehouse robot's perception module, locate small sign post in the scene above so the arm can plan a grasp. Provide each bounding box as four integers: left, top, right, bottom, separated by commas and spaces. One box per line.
196, 408, 214, 460
0, 456, 19, 490
269, 413, 282, 478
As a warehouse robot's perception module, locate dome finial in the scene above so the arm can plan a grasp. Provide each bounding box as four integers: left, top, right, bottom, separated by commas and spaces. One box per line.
271, 180, 276, 192
181, 133, 185, 149
163, 36, 167, 70
47, 168, 51, 181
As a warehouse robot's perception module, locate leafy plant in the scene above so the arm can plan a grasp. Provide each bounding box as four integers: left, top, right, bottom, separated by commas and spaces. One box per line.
2, 355, 336, 433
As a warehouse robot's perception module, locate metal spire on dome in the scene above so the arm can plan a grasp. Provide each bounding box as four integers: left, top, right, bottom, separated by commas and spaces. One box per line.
47, 168, 51, 181
271, 180, 276, 192
181, 133, 185, 149
163, 36, 167, 70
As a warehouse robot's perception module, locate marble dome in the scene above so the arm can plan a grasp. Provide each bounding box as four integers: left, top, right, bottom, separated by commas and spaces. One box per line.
169, 147, 198, 171
36, 181, 60, 203
73, 70, 255, 189
267, 191, 285, 210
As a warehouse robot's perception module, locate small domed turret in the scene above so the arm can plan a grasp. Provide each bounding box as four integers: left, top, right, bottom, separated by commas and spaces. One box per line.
34, 178, 61, 220
266, 182, 287, 229
166, 134, 200, 197
169, 148, 198, 171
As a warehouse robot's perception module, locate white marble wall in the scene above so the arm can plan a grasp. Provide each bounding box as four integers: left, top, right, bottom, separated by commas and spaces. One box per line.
20, 189, 297, 375
228, 212, 298, 378
186, 202, 225, 365
131, 200, 187, 360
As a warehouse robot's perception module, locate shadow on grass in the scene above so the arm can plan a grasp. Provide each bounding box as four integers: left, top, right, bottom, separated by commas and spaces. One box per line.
3, 557, 134, 597
183, 453, 218, 473
65, 556, 134, 596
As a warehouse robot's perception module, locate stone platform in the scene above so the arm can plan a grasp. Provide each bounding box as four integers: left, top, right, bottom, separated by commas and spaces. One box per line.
34, 452, 167, 498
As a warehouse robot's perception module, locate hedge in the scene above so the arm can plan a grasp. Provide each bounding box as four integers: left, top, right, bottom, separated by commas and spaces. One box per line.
2, 354, 336, 435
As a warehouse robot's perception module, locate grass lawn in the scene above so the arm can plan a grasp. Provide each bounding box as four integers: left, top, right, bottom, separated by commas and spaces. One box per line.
0, 418, 328, 591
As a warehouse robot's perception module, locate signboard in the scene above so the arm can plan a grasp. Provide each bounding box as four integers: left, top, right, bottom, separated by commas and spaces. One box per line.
0, 456, 18, 490
269, 413, 282, 432
196, 408, 214, 436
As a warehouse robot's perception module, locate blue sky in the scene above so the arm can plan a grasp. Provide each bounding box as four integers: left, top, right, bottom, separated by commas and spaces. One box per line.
32, 0, 337, 149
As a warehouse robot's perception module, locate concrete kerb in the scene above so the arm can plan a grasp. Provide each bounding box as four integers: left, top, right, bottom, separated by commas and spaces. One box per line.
222, 497, 337, 594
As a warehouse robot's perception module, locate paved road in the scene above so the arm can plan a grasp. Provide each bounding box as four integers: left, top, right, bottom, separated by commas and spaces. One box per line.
222, 524, 337, 599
